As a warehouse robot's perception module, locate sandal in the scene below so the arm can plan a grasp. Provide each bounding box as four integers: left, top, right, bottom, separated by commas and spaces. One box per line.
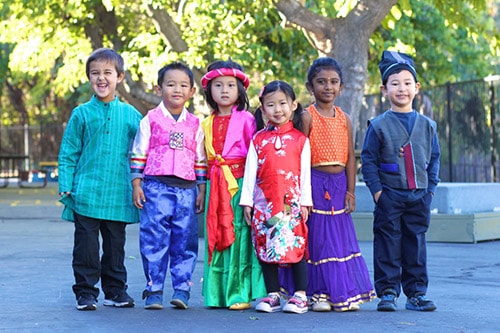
228, 302, 251, 310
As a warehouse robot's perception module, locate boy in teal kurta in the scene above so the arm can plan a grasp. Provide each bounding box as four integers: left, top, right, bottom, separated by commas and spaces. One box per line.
58, 48, 143, 311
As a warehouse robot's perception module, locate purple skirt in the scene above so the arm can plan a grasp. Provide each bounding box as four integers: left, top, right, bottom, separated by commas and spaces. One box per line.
306, 169, 375, 310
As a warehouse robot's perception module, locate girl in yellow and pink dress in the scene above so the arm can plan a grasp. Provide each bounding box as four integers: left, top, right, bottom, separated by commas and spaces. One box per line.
200, 60, 266, 310
240, 80, 312, 314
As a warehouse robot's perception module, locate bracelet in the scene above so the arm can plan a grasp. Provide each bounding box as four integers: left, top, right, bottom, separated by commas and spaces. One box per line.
346, 191, 356, 199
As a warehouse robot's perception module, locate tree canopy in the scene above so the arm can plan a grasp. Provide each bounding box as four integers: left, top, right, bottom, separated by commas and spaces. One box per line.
0, 0, 498, 127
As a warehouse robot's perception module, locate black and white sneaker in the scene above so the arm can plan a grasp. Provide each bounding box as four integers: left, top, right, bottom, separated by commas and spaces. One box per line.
406, 294, 437, 311
103, 292, 135, 308
76, 295, 97, 311
377, 291, 397, 312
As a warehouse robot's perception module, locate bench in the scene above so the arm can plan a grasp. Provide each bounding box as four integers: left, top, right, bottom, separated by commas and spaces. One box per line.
39, 161, 58, 181
352, 182, 500, 243
0, 155, 48, 188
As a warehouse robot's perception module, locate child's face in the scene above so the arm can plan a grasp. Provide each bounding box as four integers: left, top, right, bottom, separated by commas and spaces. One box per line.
88, 60, 124, 103
261, 90, 297, 127
210, 76, 239, 113
156, 69, 195, 114
307, 69, 342, 104
381, 69, 420, 112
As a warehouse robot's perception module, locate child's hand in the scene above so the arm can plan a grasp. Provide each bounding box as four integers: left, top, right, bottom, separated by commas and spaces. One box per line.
345, 195, 356, 213
195, 183, 206, 214
132, 187, 145, 209
195, 191, 205, 214
301, 206, 310, 222
243, 206, 252, 226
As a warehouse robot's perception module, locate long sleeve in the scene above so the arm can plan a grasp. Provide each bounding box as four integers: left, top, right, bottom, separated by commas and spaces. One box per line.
239, 141, 258, 207
58, 110, 84, 193
427, 132, 441, 193
130, 115, 151, 180
194, 123, 208, 183
360, 124, 382, 196
300, 138, 313, 206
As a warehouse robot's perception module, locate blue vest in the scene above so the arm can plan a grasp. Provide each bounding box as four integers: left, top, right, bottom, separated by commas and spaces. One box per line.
368, 111, 436, 189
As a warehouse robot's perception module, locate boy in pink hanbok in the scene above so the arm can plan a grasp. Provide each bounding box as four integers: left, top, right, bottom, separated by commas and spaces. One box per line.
131, 62, 207, 310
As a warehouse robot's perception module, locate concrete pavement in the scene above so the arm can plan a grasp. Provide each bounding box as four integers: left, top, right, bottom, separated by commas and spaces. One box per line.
0, 183, 499, 332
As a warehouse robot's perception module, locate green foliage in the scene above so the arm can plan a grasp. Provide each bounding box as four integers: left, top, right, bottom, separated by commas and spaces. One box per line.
172, 0, 314, 102
368, 0, 499, 91
0, 0, 498, 125
1, 0, 94, 125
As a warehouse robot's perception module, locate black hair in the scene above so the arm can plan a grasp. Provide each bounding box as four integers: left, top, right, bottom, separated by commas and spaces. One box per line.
203, 59, 250, 112
255, 80, 304, 132
86, 48, 124, 79
306, 57, 344, 85
157, 62, 194, 87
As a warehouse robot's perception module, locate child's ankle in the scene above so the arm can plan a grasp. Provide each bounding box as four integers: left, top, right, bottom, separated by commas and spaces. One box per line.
293, 291, 307, 301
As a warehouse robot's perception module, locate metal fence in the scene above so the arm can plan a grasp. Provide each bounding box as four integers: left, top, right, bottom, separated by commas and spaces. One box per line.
358, 77, 500, 182
1, 77, 499, 182
0, 124, 64, 177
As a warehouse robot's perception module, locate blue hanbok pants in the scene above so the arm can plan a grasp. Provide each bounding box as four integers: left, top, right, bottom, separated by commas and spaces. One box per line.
140, 178, 198, 294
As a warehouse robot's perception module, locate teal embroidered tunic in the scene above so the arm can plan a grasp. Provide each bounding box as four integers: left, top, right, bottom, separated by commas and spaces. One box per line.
58, 96, 143, 223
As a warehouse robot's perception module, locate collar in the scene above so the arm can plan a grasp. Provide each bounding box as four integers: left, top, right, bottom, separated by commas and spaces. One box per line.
266, 121, 294, 133
159, 101, 188, 122
91, 95, 118, 106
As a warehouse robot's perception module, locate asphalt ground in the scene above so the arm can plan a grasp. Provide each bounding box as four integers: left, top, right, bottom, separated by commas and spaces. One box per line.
0, 182, 499, 333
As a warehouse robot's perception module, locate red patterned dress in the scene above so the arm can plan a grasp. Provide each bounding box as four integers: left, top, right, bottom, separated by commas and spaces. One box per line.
240, 121, 312, 264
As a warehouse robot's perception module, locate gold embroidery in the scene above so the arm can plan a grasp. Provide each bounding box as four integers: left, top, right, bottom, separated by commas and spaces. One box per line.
307, 251, 361, 265
311, 208, 346, 215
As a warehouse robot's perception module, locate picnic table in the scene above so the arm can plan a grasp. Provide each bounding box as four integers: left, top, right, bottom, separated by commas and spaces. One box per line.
0, 155, 48, 188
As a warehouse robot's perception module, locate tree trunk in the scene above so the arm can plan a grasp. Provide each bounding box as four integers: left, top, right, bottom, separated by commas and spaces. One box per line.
275, 0, 398, 146
146, 4, 210, 115
6, 80, 29, 126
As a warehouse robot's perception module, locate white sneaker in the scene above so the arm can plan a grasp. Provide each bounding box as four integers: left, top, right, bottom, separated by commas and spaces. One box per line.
255, 293, 281, 313
283, 293, 308, 314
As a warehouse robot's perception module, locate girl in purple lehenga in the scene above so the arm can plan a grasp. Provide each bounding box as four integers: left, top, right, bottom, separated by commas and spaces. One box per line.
300, 57, 375, 312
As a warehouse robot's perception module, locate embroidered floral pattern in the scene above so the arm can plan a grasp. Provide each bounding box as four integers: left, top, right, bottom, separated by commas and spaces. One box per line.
250, 122, 308, 264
